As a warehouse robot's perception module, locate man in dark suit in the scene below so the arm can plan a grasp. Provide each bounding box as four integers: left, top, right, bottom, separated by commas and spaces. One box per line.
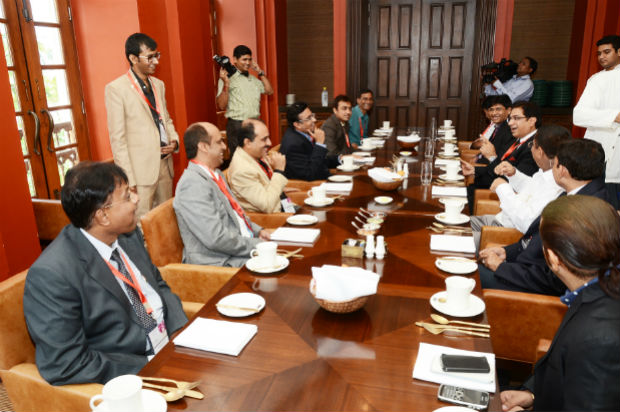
462, 101, 541, 209
470, 94, 514, 164
23, 162, 187, 385
478, 139, 609, 295
322, 95, 354, 157
280, 101, 339, 181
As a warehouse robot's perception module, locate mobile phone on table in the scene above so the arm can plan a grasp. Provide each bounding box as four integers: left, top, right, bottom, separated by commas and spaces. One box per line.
437, 384, 489, 410
440, 354, 490, 373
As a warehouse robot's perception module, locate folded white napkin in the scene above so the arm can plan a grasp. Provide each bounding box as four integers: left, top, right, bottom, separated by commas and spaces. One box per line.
270, 227, 320, 244
435, 158, 460, 166
368, 167, 402, 183
412, 343, 496, 392
430, 234, 476, 254
432, 186, 467, 197
354, 156, 376, 164
319, 182, 353, 193
311, 264, 379, 301
173, 318, 257, 356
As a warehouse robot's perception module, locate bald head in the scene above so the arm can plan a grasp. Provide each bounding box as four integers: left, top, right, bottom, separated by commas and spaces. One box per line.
184, 122, 226, 168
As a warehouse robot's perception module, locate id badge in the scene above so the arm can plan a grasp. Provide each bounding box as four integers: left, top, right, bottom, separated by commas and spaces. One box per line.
148, 320, 169, 356
281, 197, 296, 213
159, 121, 169, 144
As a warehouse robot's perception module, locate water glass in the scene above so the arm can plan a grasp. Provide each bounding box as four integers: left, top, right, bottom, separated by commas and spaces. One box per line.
424, 138, 435, 159
421, 161, 433, 185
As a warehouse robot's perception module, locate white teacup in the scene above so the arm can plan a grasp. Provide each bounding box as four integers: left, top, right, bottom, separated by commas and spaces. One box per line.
444, 197, 465, 219
382, 121, 390, 129
342, 155, 354, 169
444, 142, 456, 155
445, 162, 460, 180
253, 277, 278, 293
307, 186, 327, 202
362, 139, 373, 149
445, 276, 475, 311
90, 375, 143, 412
444, 129, 455, 139
443, 119, 452, 127
250, 241, 278, 268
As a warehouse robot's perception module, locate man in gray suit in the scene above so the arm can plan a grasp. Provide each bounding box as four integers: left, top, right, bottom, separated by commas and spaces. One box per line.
23, 162, 187, 385
174, 122, 271, 267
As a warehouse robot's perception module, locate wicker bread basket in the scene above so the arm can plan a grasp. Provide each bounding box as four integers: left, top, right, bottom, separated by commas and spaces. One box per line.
310, 279, 370, 313
371, 177, 403, 191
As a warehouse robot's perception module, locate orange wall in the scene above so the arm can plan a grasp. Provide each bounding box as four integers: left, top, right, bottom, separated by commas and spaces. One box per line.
72, 0, 140, 161
214, 0, 257, 59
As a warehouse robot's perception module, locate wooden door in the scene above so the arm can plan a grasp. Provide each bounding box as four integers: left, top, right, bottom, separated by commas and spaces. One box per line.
0, 0, 90, 199
367, 0, 476, 138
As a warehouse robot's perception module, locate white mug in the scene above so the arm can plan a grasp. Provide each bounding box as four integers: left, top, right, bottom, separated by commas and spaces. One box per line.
252, 277, 278, 293
90, 375, 143, 412
382, 121, 390, 129
443, 119, 452, 127
444, 142, 456, 155
307, 186, 327, 202
342, 155, 354, 169
362, 139, 373, 148
444, 129, 455, 139
250, 241, 278, 268
445, 162, 460, 180
445, 276, 475, 311
444, 197, 465, 219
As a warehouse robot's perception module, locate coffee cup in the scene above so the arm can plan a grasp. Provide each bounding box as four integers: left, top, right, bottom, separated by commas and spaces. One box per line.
307, 186, 327, 202
445, 162, 460, 180
444, 197, 464, 219
444, 129, 455, 139
342, 155, 354, 169
382, 121, 390, 129
362, 139, 373, 149
445, 276, 475, 310
444, 142, 456, 155
443, 119, 452, 127
252, 277, 278, 293
90, 375, 143, 412
250, 241, 278, 268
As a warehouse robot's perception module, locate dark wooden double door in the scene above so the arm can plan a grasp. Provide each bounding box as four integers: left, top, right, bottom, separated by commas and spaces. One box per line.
366, 0, 476, 137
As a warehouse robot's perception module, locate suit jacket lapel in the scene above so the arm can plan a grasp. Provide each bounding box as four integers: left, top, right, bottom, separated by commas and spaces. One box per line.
238, 148, 270, 185
125, 73, 156, 121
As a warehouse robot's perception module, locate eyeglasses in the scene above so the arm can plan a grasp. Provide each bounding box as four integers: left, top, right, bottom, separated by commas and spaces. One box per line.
102, 190, 136, 210
298, 113, 316, 123
138, 51, 161, 62
508, 115, 527, 122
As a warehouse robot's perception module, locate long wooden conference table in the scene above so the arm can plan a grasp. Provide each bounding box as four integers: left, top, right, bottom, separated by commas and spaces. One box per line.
141, 132, 502, 411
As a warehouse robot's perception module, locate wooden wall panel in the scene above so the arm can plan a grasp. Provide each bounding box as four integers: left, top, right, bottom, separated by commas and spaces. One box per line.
377, 58, 390, 98
396, 106, 409, 128
447, 57, 462, 98
398, 5, 412, 48
429, 4, 444, 48
450, 3, 465, 48
379, 6, 392, 49
427, 57, 441, 98
397, 57, 410, 97
446, 106, 460, 125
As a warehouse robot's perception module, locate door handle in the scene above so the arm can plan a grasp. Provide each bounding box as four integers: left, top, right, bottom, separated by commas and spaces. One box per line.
41, 109, 55, 152
27, 110, 41, 155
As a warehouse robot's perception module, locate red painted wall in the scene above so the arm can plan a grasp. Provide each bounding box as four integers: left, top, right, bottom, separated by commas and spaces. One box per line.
333, 0, 347, 96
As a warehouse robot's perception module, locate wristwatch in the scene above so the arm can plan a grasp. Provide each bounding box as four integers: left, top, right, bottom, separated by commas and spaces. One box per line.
258, 71, 265, 77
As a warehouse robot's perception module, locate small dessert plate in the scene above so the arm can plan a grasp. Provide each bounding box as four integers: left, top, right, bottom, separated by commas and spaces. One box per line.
374, 196, 393, 205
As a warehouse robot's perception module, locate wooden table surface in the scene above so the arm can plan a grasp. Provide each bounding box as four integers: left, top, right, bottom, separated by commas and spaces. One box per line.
141, 132, 499, 411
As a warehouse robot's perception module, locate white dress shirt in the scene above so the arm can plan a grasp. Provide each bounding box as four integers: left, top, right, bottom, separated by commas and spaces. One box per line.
573, 65, 620, 183
495, 168, 564, 233
484, 74, 534, 103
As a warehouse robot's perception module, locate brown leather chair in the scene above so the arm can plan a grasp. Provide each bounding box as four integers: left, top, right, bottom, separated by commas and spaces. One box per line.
457, 141, 474, 151
31, 199, 70, 243
140, 198, 184, 267
479, 226, 522, 250
0, 271, 102, 412
473, 189, 501, 215
247, 211, 292, 228
483, 289, 566, 364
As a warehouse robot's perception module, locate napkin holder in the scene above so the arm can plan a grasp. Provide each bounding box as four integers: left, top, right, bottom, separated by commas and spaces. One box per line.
341, 239, 365, 258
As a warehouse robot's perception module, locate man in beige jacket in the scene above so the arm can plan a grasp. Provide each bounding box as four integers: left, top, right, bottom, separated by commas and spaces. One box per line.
105, 33, 179, 221
227, 119, 288, 213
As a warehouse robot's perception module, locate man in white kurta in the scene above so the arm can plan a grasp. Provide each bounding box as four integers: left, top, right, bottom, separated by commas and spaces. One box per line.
573, 35, 620, 208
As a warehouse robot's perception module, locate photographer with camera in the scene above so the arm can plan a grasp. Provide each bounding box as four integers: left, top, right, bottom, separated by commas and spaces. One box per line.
216, 45, 274, 157
484, 57, 536, 103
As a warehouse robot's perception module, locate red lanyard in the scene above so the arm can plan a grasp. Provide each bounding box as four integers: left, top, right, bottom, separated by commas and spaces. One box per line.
343, 124, 351, 148
191, 160, 253, 231
127, 70, 163, 121
106, 252, 152, 314
501, 136, 530, 161
359, 117, 364, 138
257, 159, 273, 179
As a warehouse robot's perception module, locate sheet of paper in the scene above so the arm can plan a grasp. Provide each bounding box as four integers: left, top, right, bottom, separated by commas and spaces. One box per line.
319, 182, 353, 193
432, 186, 467, 197
173, 318, 257, 356
430, 234, 476, 254
270, 227, 321, 244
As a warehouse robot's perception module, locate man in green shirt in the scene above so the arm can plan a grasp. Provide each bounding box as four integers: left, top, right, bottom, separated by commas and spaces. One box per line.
216, 45, 273, 157
348, 89, 374, 147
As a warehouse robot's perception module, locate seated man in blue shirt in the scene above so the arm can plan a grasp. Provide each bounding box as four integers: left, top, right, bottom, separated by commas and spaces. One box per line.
484, 56, 537, 103
348, 89, 374, 147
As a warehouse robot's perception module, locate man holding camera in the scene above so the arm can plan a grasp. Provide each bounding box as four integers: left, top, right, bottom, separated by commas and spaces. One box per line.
484, 57, 536, 103
216, 45, 274, 157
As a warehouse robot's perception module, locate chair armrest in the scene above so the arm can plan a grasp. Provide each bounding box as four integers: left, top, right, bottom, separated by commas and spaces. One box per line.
479, 226, 522, 250
460, 150, 479, 164
458, 141, 473, 151
181, 301, 205, 319
474, 199, 501, 215
159, 263, 238, 304
247, 212, 293, 228
483, 289, 566, 364
474, 189, 499, 201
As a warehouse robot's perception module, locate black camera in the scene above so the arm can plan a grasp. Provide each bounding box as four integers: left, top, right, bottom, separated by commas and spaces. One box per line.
213, 54, 237, 77
481, 58, 517, 84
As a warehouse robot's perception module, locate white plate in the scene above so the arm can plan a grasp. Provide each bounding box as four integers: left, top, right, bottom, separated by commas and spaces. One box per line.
433, 406, 479, 412
430, 291, 485, 318
328, 175, 353, 182
245, 255, 290, 274
359, 145, 375, 151
399, 151, 412, 157
304, 197, 335, 207
352, 151, 371, 157
435, 213, 470, 225
374, 196, 393, 205
397, 136, 422, 144
286, 214, 318, 225
438, 151, 459, 157
435, 257, 478, 274
92, 390, 166, 412
438, 173, 464, 181
337, 165, 361, 172
217, 293, 266, 317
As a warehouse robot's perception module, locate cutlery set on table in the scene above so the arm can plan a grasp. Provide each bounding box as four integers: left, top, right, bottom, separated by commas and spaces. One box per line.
416, 314, 490, 338
139, 376, 204, 402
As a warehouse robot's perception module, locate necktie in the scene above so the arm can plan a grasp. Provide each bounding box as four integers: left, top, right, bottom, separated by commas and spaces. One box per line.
110, 249, 157, 333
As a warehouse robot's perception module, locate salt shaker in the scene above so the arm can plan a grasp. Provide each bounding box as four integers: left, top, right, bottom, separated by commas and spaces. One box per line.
375, 236, 386, 259
365, 234, 375, 258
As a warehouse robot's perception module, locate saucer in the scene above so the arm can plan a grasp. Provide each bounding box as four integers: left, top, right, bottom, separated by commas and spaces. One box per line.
286, 214, 318, 225
435, 213, 470, 225
337, 165, 360, 172
430, 291, 485, 317
397, 136, 421, 144
359, 145, 375, 151
435, 257, 478, 274
304, 197, 335, 207
328, 175, 352, 182
245, 255, 289, 274
92, 389, 166, 412
374, 196, 393, 205
399, 151, 412, 157
217, 292, 266, 317
438, 173, 464, 181
433, 406, 479, 412
438, 151, 459, 157
352, 151, 371, 157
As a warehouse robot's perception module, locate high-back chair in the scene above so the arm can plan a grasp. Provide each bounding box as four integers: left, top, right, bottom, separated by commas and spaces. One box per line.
0, 271, 102, 411
140, 198, 184, 267
31, 199, 70, 243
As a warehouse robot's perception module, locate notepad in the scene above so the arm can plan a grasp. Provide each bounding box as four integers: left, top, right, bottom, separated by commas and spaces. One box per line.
430, 234, 476, 254
173, 318, 257, 356
319, 182, 353, 194
432, 186, 467, 197
270, 227, 320, 244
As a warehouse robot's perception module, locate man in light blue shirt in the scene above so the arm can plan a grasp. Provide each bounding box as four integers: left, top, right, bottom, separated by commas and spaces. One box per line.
348, 89, 374, 147
485, 57, 537, 103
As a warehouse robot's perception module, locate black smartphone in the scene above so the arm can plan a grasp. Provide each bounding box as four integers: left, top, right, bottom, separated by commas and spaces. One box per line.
438, 384, 490, 410
440, 354, 490, 373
